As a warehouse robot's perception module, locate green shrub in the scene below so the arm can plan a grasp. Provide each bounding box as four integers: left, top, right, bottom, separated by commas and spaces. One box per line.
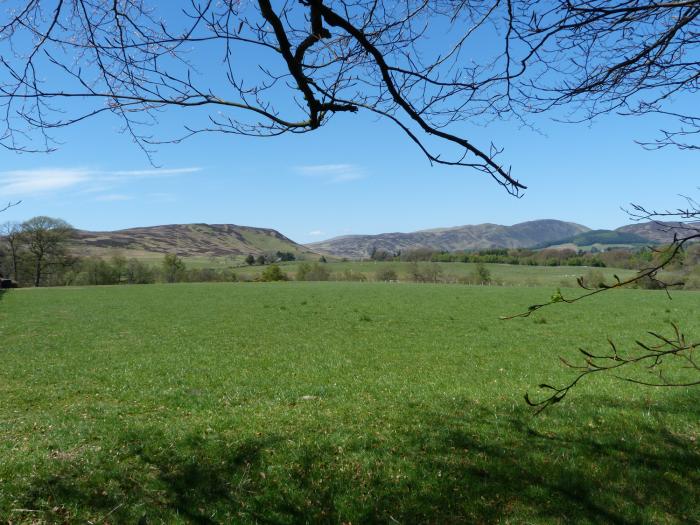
375, 267, 398, 282
162, 254, 187, 283
259, 264, 288, 282
682, 266, 700, 290
126, 258, 155, 284
296, 262, 330, 281
471, 263, 492, 285
581, 269, 606, 289
408, 262, 442, 283
78, 256, 121, 285
340, 269, 367, 282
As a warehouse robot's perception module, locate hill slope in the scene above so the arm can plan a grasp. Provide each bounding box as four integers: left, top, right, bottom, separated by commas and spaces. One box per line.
308, 220, 590, 259
615, 221, 700, 244
538, 229, 652, 249
70, 223, 316, 259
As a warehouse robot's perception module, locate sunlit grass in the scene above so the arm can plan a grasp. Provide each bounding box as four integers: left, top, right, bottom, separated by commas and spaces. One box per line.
0, 283, 698, 523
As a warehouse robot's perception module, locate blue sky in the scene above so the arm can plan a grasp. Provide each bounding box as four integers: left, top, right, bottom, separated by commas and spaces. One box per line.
0, 8, 696, 244
1, 104, 692, 244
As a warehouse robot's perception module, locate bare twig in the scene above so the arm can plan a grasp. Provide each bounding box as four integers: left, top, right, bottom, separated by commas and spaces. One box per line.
510, 198, 700, 412
526, 324, 699, 414
0, 201, 20, 213
0, 0, 530, 194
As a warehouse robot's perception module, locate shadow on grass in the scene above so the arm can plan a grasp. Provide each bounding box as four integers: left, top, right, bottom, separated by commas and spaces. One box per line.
9, 397, 700, 524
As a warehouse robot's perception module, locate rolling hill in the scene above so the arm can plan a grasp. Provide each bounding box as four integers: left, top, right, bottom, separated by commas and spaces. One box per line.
53, 220, 699, 263
538, 229, 652, 249
615, 221, 699, 244
69, 223, 317, 260
308, 220, 591, 259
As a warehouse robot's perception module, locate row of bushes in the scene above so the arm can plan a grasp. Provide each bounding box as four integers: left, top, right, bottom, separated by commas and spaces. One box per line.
257, 262, 494, 285
59, 257, 339, 286
263, 263, 700, 290
62, 255, 239, 286
7, 251, 700, 290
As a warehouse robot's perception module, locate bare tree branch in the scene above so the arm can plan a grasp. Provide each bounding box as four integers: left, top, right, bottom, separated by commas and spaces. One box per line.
0, 201, 20, 213
508, 197, 700, 412
514, 0, 700, 150
526, 323, 699, 414
0, 0, 530, 194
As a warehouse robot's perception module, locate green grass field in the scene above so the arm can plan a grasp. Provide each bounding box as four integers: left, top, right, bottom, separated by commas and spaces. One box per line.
219, 260, 638, 287
1, 283, 698, 523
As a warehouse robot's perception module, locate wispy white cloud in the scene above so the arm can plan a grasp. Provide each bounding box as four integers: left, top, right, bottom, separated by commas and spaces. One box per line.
95, 193, 132, 202
0, 168, 91, 196
0, 166, 202, 197
149, 192, 177, 202
78, 185, 118, 195
106, 167, 202, 179
295, 164, 366, 184
308, 230, 324, 236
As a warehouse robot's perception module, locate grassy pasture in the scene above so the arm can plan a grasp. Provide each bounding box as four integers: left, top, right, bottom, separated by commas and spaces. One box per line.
1, 283, 699, 523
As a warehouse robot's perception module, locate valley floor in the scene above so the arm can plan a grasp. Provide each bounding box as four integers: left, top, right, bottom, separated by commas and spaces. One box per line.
1, 283, 698, 523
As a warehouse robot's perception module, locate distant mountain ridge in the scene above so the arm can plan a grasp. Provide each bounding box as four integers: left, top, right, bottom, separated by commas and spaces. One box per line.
55, 219, 694, 262
308, 220, 690, 259
308, 220, 591, 259
615, 221, 697, 244
70, 223, 315, 259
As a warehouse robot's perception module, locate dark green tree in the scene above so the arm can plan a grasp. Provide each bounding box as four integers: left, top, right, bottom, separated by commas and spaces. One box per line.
21, 216, 73, 287
296, 262, 330, 282
259, 264, 288, 282
126, 258, 156, 284
162, 254, 187, 283
471, 263, 492, 285
0, 221, 23, 281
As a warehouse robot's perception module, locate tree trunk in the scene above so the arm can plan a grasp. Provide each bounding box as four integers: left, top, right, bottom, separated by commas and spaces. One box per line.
10, 246, 18, 281
34, 255, 42, 287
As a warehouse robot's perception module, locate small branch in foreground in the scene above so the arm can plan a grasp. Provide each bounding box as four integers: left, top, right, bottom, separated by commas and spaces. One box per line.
507, 201, 700, 413
0, 201, 20, 213
501, 230, 699, 321
525, 323, 699, 414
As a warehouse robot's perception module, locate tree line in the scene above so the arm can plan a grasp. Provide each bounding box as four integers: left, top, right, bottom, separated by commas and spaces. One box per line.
371, 246, 665, 270
3, 216, 698, 289
1, 216, 73, 287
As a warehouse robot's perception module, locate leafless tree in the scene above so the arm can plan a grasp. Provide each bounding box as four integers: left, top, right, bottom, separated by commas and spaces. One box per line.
486, 1, 700, 409
1, 2, 698, 180
512, 0, 700, 150
0, 0, 531, 195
